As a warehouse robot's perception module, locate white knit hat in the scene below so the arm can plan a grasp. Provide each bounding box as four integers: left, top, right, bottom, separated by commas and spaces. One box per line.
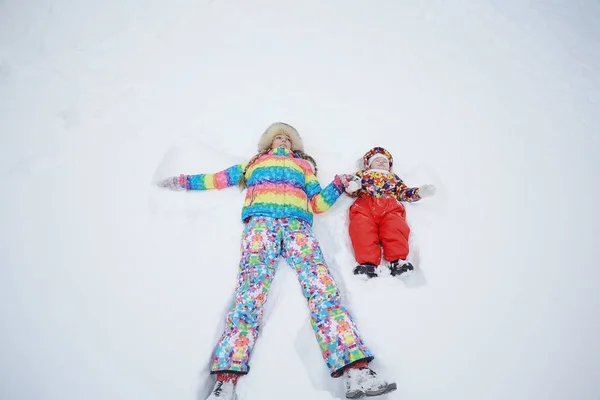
367, 153, 389, 167
257, 122, 304, 152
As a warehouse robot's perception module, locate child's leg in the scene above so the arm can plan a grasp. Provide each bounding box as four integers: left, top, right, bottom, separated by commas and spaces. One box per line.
379, 204, 410, 262
210, 216, 282, 375
349, 198, 382, 265
281, 218, 374, 377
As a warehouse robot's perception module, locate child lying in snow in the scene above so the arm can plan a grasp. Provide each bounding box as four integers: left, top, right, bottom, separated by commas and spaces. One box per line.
344, 146, 436, 279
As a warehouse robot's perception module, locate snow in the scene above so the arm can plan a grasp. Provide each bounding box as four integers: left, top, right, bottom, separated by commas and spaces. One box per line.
1, 0, 600, 399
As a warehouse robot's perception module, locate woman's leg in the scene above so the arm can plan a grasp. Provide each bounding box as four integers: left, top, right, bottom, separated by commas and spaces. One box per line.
210, 217, 282, 375
281, 218, 374, 377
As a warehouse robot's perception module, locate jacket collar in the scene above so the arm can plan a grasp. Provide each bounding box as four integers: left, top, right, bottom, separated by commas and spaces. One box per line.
269, 146, 295, 158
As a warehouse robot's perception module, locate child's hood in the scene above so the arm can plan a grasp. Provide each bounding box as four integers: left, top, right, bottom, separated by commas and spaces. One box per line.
362, 147, 394, 169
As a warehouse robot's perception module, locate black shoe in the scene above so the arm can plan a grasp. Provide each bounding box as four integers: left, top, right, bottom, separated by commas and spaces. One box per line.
353, 264, 378, 279
389, 260, 414, 278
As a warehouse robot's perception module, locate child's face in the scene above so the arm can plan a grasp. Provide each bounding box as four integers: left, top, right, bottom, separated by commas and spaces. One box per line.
370, 157, 390, 171
271, 134, 292, 150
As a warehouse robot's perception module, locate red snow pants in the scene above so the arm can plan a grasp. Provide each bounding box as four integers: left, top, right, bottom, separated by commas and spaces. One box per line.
349, 196, 410, 265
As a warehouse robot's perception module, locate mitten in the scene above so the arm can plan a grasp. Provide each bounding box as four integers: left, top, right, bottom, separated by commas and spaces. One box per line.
418, 184, 436, 197
157, 175, 186, 191
345, 176, 362, 193
333, 174, 353, 190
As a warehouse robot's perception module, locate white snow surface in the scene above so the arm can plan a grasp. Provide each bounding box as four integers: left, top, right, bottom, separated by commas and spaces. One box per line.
2, 1, 600, 399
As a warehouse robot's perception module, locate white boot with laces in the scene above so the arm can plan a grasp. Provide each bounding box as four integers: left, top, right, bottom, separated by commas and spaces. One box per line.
344, 367, 397, 398
206, 380, 236, 400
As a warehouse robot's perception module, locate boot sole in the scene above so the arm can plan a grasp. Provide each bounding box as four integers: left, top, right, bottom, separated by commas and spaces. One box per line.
392, 269, 414, 279
346, 382, 398, 398
366, 382, 398, 397
346, 390, 365, 399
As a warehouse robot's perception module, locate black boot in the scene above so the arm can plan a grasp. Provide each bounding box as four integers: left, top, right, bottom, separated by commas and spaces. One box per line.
353, 263, 378, 279
389, 260, 414, 278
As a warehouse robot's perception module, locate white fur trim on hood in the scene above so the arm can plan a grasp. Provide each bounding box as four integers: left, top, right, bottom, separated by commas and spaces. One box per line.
257, 122, 304, 152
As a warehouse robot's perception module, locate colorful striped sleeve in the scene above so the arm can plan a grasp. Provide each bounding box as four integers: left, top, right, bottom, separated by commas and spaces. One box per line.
306, 173, 344, 214
185, 164, 246, 190
394, 175, 422, 202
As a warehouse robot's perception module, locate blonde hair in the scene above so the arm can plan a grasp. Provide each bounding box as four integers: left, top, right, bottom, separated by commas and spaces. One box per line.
238, 150, 319, 189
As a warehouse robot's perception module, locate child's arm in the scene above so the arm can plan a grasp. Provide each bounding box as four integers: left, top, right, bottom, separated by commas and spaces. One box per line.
305, 173, 348, 214
158, 164, 246, 191
394, 176, 422, 202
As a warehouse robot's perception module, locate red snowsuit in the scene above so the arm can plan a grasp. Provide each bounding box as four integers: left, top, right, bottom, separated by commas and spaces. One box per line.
347, 168, 422, 266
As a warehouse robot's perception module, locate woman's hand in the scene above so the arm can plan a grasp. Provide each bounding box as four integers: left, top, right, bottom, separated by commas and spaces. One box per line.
157, 175, 186, 191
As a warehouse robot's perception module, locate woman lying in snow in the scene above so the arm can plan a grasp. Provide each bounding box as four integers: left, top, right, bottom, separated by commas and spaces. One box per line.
157, 122, 397, 400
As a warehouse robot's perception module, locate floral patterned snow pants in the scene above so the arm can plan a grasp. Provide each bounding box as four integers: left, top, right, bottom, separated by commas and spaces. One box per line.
210, 216, 374, 377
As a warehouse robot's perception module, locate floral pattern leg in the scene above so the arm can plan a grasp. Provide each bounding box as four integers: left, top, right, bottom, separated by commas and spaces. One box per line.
210, 217, 282, 374
281, 218, 374, 377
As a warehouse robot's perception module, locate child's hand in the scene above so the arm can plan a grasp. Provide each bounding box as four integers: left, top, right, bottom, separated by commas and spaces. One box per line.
418, 184, 436, 197
346, 176, 362, 193
157, 176, 186, 191
334, 174, 354, 190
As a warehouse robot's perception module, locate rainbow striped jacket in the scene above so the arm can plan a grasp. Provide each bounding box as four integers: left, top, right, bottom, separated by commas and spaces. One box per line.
181, 147, 344, 225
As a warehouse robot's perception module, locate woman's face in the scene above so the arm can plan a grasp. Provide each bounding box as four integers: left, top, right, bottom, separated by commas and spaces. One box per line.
271, 134, 292, 150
